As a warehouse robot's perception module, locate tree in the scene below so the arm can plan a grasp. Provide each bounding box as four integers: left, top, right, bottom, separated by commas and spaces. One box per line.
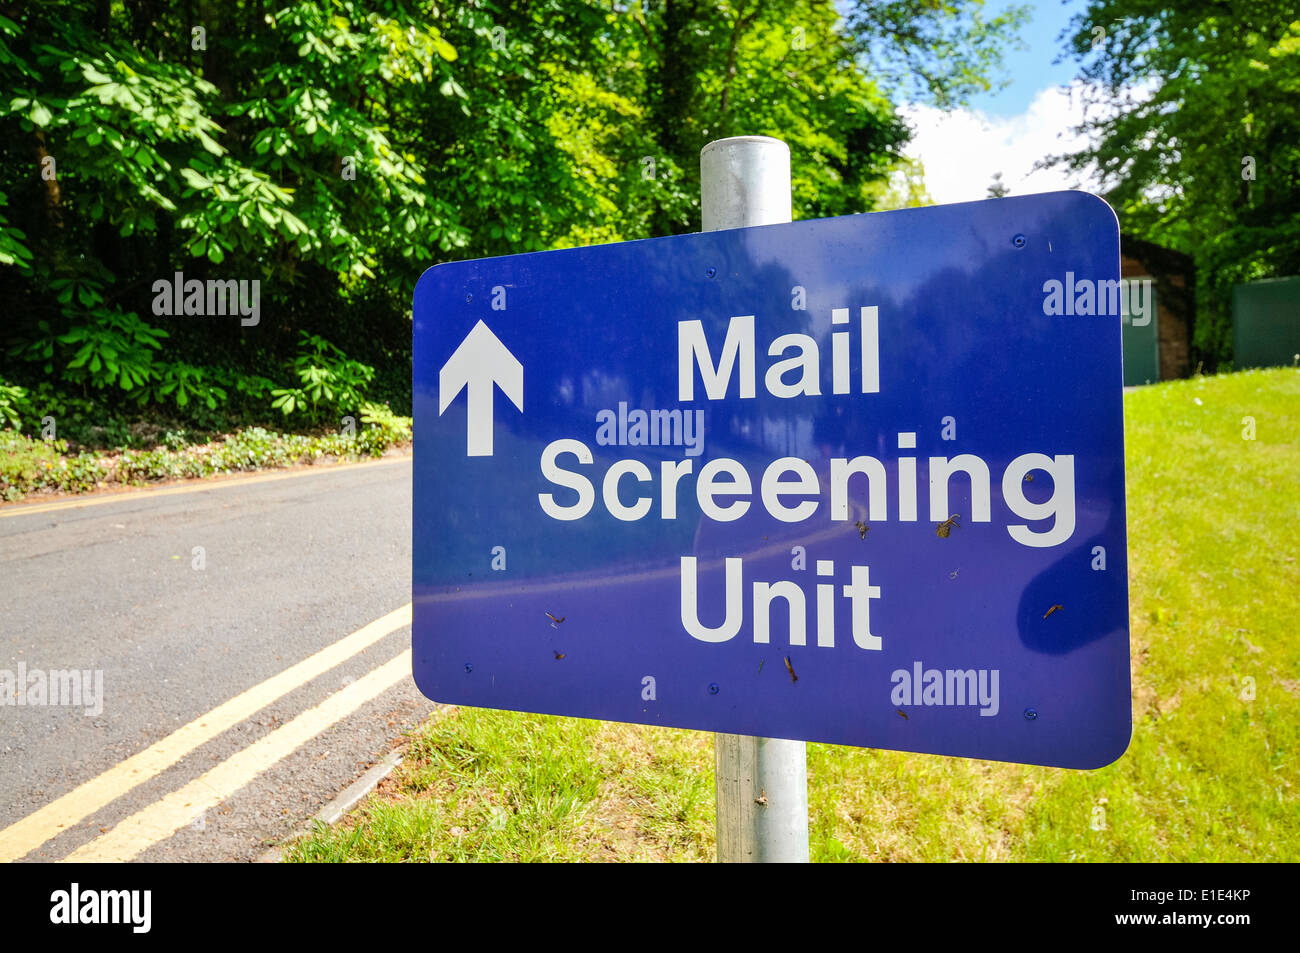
0, 0, 1026, 436
0, 1, 472, 418
1051, 2, 1300, 367
987, 171, 1010, 198
845, 0, 1030, 108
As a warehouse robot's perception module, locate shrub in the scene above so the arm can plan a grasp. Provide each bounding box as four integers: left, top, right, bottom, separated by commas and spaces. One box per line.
0, 409, 412, 501
0, 379, 26, 429
0, 430, 107, 500
271, 332, 376, 421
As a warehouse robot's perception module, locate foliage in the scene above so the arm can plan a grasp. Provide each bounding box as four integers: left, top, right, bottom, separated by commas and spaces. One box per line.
0, 1, 1023, 444
151, 362, 228, 410
0, 430, 107, 501
0, 378, 25, 429
57, 309, 169, 392
845, 0, 1030, 108
271, 332, 375, 418
357, 399, 413, 450
0, 404, 412, 501
1052, 2, 1300, 367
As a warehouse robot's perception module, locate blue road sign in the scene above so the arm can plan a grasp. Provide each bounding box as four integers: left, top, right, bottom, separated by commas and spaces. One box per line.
413, 191, 1131, 769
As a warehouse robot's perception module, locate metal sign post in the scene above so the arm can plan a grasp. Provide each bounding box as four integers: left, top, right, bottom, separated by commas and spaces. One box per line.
701, 136, 810, 863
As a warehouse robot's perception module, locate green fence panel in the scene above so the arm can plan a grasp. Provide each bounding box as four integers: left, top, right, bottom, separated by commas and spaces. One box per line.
1233, 276, 1300, 369
1122, 278, 1159, 386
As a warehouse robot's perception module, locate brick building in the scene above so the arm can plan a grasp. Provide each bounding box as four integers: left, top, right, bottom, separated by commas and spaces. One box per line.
1120, 238, 1195, 383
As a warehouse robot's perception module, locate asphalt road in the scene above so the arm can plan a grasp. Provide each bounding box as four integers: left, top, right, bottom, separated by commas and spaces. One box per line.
0, 456, 434, 862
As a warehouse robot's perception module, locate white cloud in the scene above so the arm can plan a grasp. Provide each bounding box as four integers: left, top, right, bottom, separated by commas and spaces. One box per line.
899, 83, 1109, 205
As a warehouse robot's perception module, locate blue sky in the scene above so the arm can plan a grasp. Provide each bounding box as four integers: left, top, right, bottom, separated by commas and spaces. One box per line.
895, 0, 1109, 204
967, 0, 1088, 118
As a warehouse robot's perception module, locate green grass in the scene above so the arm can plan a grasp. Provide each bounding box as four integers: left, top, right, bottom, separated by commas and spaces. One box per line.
285, 708, 714, 862
284, 367, 1300, 863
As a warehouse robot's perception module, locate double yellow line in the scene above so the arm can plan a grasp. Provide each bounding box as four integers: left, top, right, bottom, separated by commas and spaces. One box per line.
0, 604, 413, 863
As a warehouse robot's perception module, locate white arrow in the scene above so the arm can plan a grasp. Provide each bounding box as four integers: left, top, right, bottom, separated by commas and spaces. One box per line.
438, 320, 524, 457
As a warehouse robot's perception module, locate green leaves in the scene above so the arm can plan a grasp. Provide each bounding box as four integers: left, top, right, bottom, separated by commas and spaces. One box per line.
1056, 1, 1300, 367
0, 0, 1010, 433
180, 167, 212, 190
55, 309, 168, 392
0, 189, 33, 268
152, 362, 228, 410
270, 331, 375, 420
432, 34, 458, 63
270, 388, 302, 416
0, 379, 27, 429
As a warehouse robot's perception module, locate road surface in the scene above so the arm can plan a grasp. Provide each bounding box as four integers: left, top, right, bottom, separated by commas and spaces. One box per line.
0, 457, 432, 862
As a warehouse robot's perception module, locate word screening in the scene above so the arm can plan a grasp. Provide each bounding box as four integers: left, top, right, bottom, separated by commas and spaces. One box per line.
537, 306, 1078, 549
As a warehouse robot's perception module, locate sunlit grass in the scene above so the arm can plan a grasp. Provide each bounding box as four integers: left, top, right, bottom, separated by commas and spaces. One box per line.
285, 708, 714, 862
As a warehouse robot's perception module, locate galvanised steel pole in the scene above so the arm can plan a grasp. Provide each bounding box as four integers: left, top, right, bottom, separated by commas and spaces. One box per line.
700, 135, 810, 864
